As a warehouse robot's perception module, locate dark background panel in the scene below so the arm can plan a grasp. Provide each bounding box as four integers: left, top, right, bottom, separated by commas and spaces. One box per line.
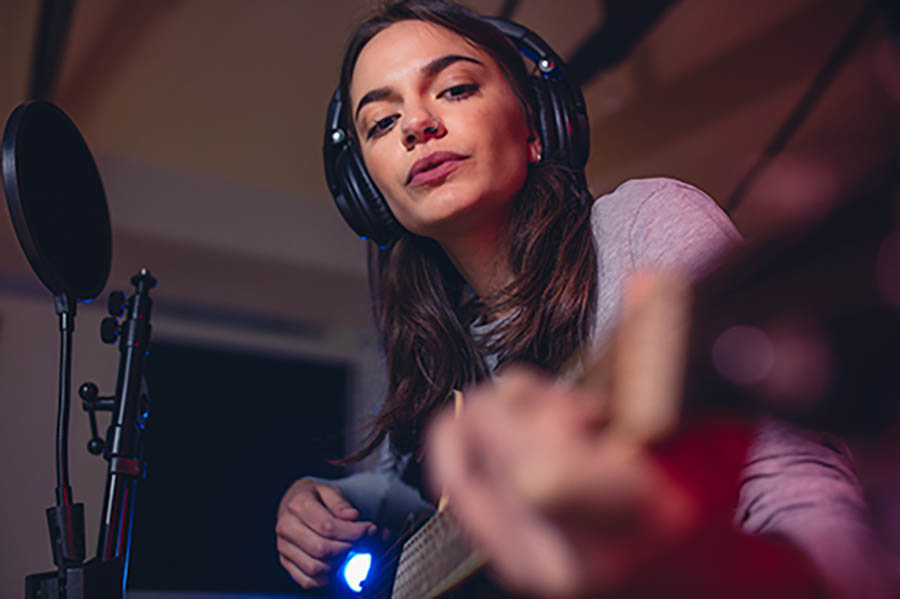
128, 340, 349, 596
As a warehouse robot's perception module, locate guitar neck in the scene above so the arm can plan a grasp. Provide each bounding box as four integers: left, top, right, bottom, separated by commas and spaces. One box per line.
390, 508, 486, 599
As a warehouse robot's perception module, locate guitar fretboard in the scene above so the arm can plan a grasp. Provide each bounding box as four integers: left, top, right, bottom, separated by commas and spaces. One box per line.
391, 508, 486, 599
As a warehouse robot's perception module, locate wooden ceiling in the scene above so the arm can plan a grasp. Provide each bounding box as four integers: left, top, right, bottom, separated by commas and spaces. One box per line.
0, 0, 897, 325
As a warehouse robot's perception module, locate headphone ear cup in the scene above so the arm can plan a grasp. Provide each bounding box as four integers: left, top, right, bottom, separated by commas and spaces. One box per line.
335, 140, 405, 247
528, 76, 588, 170
324, 87, 404, 247
528, 77, 561, 163
558, 79, 589, 169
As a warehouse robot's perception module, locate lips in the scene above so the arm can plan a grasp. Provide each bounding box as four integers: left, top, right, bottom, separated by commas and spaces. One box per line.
407, 151, 469, 186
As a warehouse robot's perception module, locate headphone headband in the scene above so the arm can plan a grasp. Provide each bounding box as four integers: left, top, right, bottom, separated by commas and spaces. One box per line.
323, 16, 589, 247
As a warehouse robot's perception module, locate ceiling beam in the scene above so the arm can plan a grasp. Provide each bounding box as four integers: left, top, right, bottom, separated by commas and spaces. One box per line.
28, 0, 76, 99
497, 0, 520, 20
54, 0, 182, 122
566, 0, 678, 88
587, 0, 872, 173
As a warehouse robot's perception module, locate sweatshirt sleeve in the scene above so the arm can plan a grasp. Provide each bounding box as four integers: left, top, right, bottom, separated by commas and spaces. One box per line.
736, 418, 893, 596
309, 445, 434, 538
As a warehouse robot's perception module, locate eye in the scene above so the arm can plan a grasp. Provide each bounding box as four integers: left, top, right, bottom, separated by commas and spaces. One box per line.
440, 83, 478, 101
366, 114, 398, 140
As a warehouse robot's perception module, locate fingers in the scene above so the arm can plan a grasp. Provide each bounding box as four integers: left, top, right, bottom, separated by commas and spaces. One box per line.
279, 553, 329, 589
276, 515, 349, 589
286, 485, 375, 542
613, 271, 691, 443
452, 369, 608, 507
276, 509, 355, 557
425, 368, 643, 596
275, 480, 376, 589
318, 484, 364, 522
426, 399, 581, 597
489, 366, 608, 426
276, 535, 331, 589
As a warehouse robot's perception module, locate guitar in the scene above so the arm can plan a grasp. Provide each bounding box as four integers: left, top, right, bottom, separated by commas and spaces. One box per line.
382, 273, 690, 599
355, 168, 900, 598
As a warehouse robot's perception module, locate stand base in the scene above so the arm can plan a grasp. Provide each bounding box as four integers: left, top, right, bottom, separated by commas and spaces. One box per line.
26, 559, 123, 599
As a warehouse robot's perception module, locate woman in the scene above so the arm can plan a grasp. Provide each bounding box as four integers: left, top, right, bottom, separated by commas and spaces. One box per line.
275, 1, 882, 595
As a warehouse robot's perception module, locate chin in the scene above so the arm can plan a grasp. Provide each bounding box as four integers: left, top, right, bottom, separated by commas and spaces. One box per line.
394, 175, 518, 239
402, 188, 475, 232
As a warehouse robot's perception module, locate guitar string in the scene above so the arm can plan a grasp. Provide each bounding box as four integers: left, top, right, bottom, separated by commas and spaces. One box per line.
363, 506, 437, 596
371, 391, 468, 592
375, 510, 475, 598
361, 392, 471, 596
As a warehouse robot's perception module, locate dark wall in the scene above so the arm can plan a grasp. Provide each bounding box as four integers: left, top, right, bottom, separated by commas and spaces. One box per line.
129, 340, 349, 595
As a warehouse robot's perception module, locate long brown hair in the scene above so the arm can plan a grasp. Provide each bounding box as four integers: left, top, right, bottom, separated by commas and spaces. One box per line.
340, 0, 598, 460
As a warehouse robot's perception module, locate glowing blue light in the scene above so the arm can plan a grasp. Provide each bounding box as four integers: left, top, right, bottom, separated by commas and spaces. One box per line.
342, 551, 372, 593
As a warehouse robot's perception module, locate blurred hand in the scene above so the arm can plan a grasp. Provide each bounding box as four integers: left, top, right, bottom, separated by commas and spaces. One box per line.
275, 478, 376, 589
426, 367, 697, 598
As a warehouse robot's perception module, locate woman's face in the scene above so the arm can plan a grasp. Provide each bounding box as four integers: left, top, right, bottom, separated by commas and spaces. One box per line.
349, 20, 540, 242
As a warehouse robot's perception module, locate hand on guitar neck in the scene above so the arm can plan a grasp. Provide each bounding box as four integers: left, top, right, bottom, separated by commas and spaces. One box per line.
427, 367, 699, 597
424, 272, 821, 597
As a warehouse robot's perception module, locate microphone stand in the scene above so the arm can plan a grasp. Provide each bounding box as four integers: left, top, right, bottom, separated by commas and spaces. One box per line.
96, 269, 155, 568
26, 269, 157, 599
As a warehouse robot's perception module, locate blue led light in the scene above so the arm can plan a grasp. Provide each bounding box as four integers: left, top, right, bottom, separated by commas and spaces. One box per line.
341, 551, 372, 593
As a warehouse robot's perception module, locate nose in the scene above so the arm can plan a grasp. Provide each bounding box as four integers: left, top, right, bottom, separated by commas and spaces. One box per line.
401, 107, 445, 149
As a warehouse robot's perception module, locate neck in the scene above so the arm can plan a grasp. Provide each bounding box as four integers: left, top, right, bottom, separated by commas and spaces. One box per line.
438, 216, 512, 299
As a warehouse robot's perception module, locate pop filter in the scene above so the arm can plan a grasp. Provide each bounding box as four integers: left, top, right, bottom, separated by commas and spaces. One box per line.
2, 100, 111, 300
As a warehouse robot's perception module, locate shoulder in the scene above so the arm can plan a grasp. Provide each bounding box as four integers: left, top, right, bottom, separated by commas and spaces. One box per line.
591, 177, 701, 220
736, 418, 891, 594
590, 177, 741, 278
590, 177, 739, 245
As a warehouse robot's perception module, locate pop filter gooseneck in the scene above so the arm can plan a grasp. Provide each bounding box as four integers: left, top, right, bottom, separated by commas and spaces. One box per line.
3, 101, 114, 597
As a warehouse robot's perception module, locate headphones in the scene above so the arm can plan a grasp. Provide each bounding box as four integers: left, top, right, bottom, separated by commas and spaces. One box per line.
323, 17, 590, 247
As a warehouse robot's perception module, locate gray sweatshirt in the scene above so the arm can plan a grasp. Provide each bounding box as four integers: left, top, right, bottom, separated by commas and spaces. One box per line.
321, 178, 886, 595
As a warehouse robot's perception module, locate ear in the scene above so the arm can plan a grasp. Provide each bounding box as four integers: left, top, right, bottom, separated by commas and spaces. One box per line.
527, 135, 542, 164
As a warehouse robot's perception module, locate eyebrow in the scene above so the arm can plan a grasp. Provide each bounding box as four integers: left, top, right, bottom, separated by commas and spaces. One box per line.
354, 53, 485, 122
